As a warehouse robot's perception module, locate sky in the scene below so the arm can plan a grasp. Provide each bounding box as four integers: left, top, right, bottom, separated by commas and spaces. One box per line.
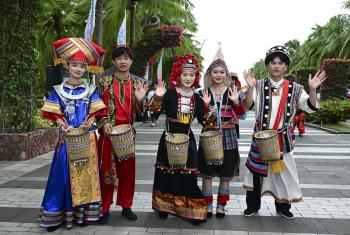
191, 0, 348, 84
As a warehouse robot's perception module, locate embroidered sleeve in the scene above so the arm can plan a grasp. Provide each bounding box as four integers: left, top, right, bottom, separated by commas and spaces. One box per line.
41, 111, 64, 122
298, 89, 319, 113
96, 77, 112, 128
233, 103, 247, 119
89, 88, 107, 115
150, 94, 164, 114
41, 89, 63, 116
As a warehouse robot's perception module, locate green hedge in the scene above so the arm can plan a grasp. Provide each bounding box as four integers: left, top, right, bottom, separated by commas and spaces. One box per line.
306, 98, 350, 124
321, 59, 350, 100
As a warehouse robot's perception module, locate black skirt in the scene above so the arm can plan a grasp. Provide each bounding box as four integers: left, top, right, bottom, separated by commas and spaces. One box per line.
152, 122, 207, 221
198, 138, 240, 180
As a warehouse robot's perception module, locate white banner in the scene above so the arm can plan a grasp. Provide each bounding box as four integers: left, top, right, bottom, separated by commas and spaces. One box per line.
144, 63, 150, 80
117, 13, 127, 45
84, 0, 97, 40
157, 53, 163, 82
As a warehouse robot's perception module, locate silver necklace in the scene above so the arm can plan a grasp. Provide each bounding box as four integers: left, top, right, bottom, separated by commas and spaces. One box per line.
59, 81, 89, 100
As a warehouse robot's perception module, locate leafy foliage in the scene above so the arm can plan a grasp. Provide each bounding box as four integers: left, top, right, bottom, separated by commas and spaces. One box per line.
306, 98, 350, 124
0, 0, 39, 132
131, 25, 183, 77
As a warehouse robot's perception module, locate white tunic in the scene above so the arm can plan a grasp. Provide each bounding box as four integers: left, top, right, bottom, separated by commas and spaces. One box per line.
243, 78, 319, 203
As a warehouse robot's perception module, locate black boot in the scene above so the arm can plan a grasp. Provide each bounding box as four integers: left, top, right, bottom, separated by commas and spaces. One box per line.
121, 208, 138, 221
158, 212, 168, 220
189, 219, 202, 226
98, 213, 110, 225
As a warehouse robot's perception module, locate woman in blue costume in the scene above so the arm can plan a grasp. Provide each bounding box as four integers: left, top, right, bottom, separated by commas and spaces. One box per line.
38, 38, 107, 232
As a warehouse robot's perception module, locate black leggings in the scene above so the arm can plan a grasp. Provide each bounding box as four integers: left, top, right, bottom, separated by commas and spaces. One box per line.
246, 174, 291, 212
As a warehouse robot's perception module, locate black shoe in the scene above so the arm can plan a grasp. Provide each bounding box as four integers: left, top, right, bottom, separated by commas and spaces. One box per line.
207, 211, 213, 218
158, 212, 168, 220
122, 208, 138, 221
243, 208, 258, 216
189, 219, 202, 226
46, 226, 59, 232
277, 210, 294, 219
98, 213, 110, 224
216, 211, 225, 218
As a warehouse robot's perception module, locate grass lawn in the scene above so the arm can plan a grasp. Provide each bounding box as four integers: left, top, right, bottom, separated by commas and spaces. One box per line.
321, 123, 350, 132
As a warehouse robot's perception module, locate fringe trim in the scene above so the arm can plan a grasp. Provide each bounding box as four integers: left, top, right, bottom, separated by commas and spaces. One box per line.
242, 185, 303, 204
155, 162, 199, 175
268, 160, 287, 173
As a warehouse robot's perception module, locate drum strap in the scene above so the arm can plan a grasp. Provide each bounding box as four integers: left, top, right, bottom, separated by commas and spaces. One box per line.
165, 117, 191, 136
272, 80, 289, 130
272, 80, 289, 150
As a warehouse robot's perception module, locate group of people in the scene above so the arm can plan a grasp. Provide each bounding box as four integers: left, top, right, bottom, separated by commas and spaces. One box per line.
38, 37, 327, 232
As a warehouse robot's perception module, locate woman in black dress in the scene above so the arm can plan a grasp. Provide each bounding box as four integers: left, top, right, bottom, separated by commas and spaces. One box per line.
151, 55, 209, 224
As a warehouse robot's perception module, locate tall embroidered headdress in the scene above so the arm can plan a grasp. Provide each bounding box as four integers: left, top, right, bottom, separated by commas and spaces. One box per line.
52, 37, 105, 73
203, 46, 231, 88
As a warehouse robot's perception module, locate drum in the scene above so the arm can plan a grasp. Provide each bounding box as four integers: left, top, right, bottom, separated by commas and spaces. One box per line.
165, 133, 189, 168
200, 130, 224, 165
109, 124, 135, 160
254, 130, 280, 161
65, 128, 90, 165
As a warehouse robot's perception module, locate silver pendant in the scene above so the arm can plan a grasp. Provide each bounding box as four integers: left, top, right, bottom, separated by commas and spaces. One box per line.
66, 105, 75, 114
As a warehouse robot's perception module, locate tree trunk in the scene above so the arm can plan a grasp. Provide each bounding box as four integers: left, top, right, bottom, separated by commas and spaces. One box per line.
95, 0, 103, 45
130, 0, 136, 48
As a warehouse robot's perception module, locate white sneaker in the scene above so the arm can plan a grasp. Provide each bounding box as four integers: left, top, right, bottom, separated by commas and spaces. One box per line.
151, 123, 155, 127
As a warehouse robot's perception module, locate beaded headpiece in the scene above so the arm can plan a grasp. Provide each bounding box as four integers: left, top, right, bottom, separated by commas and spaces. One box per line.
169, 54, 200, 89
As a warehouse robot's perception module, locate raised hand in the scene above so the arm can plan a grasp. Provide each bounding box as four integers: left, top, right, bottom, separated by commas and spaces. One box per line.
155, 80, 166, 97
201, 88, 211, 106
135, 81, 149, 103
309, 70, 326, 90
228, 85, 240, 104
243, 70, 256, 88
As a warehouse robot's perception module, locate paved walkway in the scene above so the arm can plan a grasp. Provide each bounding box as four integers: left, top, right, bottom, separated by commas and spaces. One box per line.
0, 112, 350, 234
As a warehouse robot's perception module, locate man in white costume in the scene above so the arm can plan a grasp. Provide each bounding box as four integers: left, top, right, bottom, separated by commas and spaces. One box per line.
242, 45, 326, 219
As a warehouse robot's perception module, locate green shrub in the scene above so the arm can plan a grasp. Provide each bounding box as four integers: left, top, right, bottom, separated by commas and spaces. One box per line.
306, 98, 350, 124
33, 109, 54, 129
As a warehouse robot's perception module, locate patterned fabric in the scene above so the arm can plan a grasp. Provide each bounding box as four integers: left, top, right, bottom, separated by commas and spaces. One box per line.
152, 190, 207, 220
222, 128, 238, 150
98, 75, 143, 126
